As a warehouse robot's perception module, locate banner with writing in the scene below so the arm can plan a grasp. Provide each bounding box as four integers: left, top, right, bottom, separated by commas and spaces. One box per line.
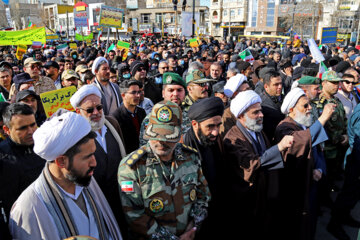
0, 27, 46, 46
69, 43, 77, 50
99, 6, 124, 28
40, 86, 77, 117
117, 41, 130, 61
16, 44, 27, 60
75, 33, 93, 41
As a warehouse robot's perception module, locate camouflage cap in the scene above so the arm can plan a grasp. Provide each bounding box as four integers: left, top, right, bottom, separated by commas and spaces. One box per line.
62, 69, 79, 80
24, 57, 41, 66
75, 64, 88, 73
322, 70, 341, 82
186, 70, 215, 85
298, 76, 321, 85
144, 101, 182, 142
163, 72, 186, 88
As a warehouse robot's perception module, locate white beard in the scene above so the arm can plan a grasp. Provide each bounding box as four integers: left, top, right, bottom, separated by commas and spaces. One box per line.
293, 108, 313, 127
244, 114, 263, 132
87, 112, 105, 131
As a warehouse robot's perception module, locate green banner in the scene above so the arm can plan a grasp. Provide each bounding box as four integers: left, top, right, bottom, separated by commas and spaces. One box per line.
117, 41, 130, 48
0, 27, 46, 46
75, 33, 93, 41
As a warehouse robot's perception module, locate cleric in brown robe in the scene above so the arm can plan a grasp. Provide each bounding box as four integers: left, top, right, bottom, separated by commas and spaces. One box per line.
223, 90, 294, 239
274, 87, 335, 240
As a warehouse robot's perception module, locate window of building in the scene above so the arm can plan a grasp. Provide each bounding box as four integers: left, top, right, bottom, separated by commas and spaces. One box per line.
156, 13, 163, 23
141, 14, 151, 23
238, 8, 242, 15
251, 0, 257, 27
213, 11, 218, 19
230, 9, 235, 17
266, 0, 275, 27
215, 23, 220, 28
223, 10, 227, 16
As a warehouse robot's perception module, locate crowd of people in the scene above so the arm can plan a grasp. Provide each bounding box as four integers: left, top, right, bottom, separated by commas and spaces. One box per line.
0, 35, 360, 240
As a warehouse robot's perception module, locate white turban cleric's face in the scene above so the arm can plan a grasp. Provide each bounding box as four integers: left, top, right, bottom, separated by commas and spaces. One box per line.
292, 96, 313, 127
243, 103, 263, 132
78, 95, 105, 131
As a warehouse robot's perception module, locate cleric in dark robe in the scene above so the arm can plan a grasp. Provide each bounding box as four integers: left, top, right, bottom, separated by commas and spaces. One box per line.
183, 97, 225, 239
70, 84, 128, 232
9, 111, 122, 240
223, 90, 294, 239
273, 87, 335, 240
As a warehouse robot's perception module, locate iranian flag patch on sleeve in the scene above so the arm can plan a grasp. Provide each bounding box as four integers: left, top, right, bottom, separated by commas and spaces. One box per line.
121, 181, 134, 192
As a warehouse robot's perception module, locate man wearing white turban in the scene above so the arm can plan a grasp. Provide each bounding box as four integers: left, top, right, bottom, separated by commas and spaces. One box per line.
92, 57, 122, 115
70, 84, 128, 232
220, 73, 251, 138
9, 111, 123, 240
273, 87, 335, 240
222, 90, 294, 239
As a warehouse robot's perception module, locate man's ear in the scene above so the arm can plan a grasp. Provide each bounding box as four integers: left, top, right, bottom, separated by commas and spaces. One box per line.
3, 125, 10, 136
55, 155, 68, 169
75, 108, 81, 114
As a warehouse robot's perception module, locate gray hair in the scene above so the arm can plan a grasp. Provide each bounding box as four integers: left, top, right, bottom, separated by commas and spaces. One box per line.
188, 61, 204, 72
227, 68, 239, 75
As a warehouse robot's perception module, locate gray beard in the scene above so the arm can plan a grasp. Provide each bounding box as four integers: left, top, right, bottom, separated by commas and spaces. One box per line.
244, 114, 263, 132
88, 113, 105, 131
293, 108, 313, 127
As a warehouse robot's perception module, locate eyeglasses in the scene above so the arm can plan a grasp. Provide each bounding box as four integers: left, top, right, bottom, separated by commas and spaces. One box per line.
196, 82, 209, 88
79, 104, 103, 114
160, 67, 169, 69
137, 67, 146, 72
342, 80, 354, 85
30, 65, 41, 70
126, 90, 142, 95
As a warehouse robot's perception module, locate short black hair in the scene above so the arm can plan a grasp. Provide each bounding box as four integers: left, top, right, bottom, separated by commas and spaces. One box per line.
63, 131, 96, 163
3, 103, 34, 128
263, 71, 280, 86
342, 73, 355, 80
0, 102, 10, 122
119, 80, 143, 94
110, 67, 117, 74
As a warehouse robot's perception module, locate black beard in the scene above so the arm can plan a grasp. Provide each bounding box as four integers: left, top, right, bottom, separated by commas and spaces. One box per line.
66, 166, 95, 187
197, 128, 216, 147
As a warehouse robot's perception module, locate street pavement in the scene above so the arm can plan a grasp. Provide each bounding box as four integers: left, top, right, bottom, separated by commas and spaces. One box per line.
315, 181, 360, 240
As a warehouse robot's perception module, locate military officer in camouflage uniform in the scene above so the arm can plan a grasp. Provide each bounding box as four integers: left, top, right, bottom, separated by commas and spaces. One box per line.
118, 101, 211, 240
182, 70, 215, 133
139, 72, 186, 146
314, 71, 348, 189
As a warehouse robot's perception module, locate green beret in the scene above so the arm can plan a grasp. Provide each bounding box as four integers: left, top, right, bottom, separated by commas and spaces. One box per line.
162, 72, 186, 88
298, 76, 321, 85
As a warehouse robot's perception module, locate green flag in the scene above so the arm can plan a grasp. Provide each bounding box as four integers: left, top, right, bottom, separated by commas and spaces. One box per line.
0, 93, 6, 102
239, 49, 254, 63
107, 43, 115, 53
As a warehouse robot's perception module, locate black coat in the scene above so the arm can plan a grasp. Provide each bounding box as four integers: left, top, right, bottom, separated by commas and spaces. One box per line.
111, 105, 146, 154
260, 91, 285, 142
143, 78, 163, 105
0, 138, 46, 228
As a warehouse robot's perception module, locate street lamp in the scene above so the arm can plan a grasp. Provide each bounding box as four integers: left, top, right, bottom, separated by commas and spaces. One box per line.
290, 1, 297, 41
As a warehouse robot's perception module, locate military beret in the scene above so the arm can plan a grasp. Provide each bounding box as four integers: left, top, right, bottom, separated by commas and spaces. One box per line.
188, 97, 224, 123
297, 76, 321, 85
162, 72, 186, 88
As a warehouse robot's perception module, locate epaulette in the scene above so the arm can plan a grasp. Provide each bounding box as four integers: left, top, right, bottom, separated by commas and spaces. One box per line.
126, 147, 147, 167
181, 144, 198, 153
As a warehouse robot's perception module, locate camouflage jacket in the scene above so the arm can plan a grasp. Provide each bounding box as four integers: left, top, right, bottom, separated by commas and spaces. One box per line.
139, 106, 190, 146
118, 143, 211, 240
34, 76, 57, 95
180, 95, 194, 133
313, 94, 347, 158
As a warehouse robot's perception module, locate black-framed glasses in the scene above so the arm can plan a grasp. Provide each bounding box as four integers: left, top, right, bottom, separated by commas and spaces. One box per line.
196, 82, 209, 88
79, 104, 103, 114
342, 80, 354, 85
137, 67, 146, 72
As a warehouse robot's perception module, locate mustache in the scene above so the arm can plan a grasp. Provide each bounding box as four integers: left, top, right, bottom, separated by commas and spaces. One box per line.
86, 166, 95, 175
155, 142, 172, 150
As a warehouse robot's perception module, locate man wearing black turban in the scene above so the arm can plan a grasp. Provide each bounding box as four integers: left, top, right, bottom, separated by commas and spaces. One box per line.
183, 97, 225, 240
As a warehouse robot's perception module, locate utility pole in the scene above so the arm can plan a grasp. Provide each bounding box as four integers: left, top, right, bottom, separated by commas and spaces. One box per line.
192, 0, 195, 36
66, 10, 69, 39
290, 1, 297, 41
228, 9, 231, 39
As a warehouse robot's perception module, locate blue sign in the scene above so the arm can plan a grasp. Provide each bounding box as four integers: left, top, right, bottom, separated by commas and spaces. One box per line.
321, 27, 337, 44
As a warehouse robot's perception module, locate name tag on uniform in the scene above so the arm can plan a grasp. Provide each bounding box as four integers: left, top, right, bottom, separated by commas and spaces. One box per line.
121, 181, 134, 192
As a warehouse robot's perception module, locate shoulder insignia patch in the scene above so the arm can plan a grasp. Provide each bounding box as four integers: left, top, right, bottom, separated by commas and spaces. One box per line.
181, 144, 198, 153
126, 147, 147, 167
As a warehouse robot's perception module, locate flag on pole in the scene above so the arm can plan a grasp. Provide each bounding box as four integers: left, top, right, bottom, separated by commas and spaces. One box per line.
107, 43, 115, 53
239, 49, 255, 63
319, 61, 328, 78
